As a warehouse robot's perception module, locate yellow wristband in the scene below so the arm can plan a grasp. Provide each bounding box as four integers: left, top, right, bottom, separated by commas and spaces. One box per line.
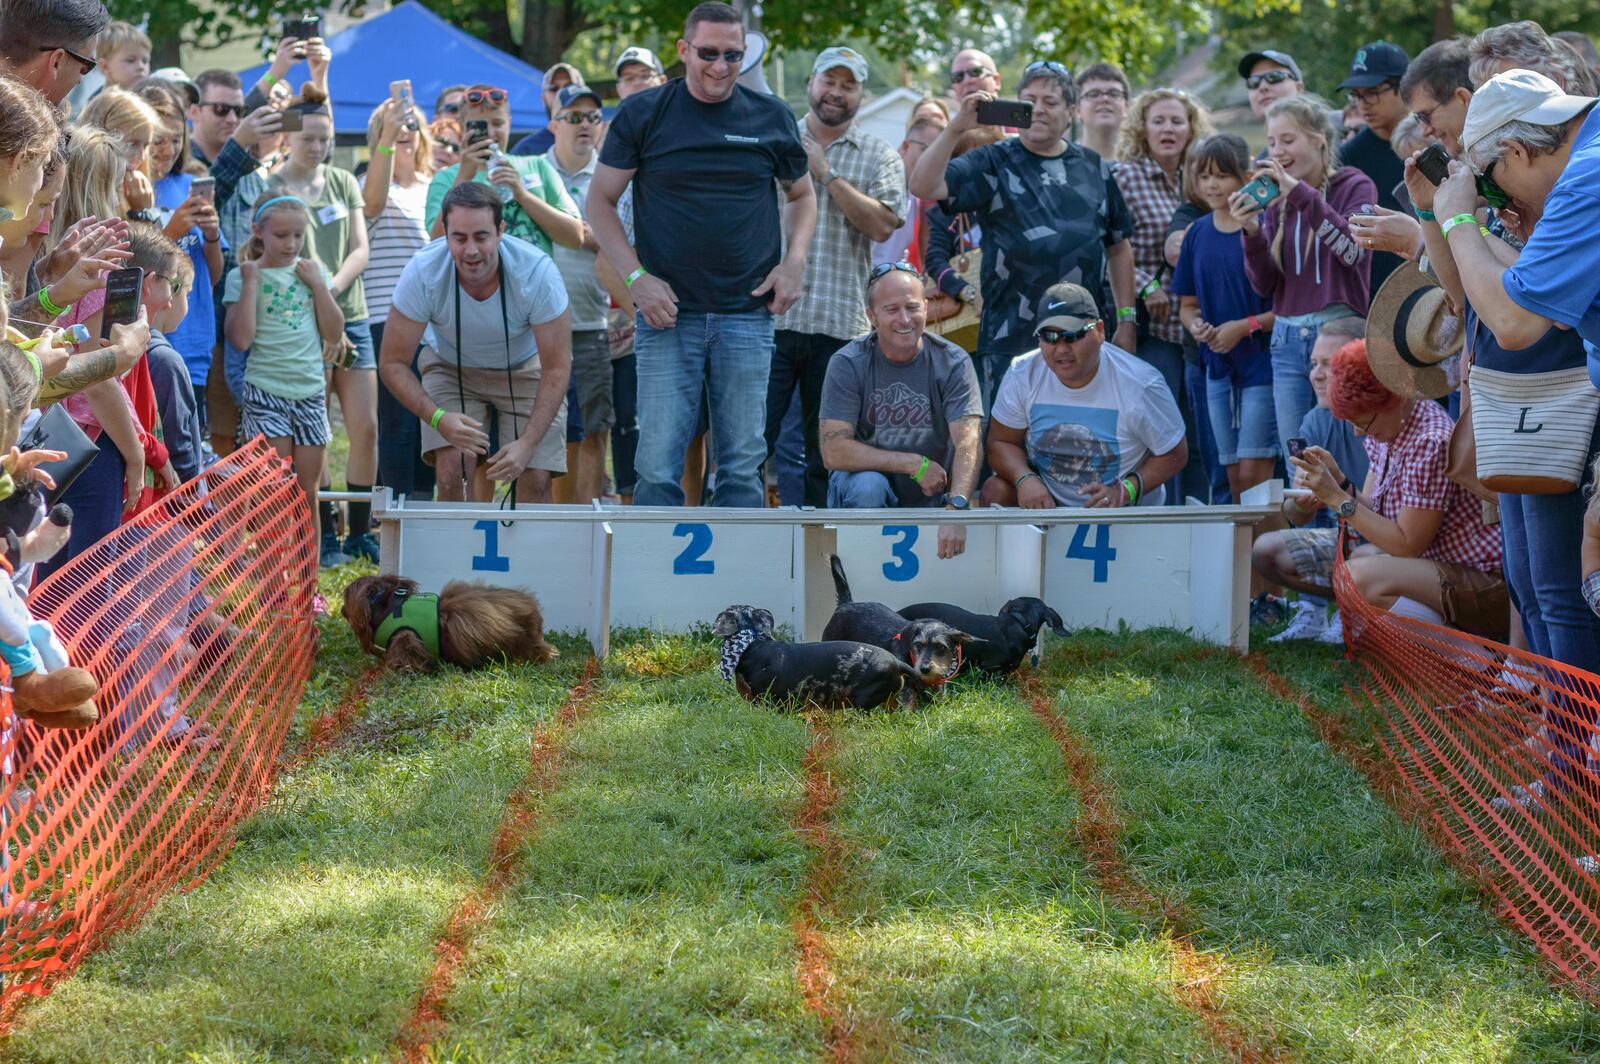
430, 407, 447, 429
375, 145, 396, 155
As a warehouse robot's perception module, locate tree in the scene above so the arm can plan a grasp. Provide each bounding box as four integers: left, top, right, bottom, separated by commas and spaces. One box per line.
115, 0, 313, 68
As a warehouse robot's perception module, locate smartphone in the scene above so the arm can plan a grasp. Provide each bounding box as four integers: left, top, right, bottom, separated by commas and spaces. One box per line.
100, 267, 144, 341
389, 79, 412, 107
1239, 175, 1280, 208
464, 118, 490, 145
1416, 143, 1451, 186
283, 15, 322, 41
277, 108, 302, 133
190, 175, 215, 202
1287, 437, 1307, 459
975, 98, 1033, 128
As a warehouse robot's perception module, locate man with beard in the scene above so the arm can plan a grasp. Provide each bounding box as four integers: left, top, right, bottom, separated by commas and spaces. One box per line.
771, 46, 906, 506
819, 265, 981, 558
981, 283, 1185, 509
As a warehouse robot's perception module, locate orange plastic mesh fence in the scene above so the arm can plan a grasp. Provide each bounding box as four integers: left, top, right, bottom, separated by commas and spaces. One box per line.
1332, 545, 1600, 997
0, 437, 316, 1007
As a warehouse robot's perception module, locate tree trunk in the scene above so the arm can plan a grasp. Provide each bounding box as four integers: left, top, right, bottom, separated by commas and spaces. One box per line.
1431, 0, 1455, 41
152, 32, 182, 69
520, 0, 589, 70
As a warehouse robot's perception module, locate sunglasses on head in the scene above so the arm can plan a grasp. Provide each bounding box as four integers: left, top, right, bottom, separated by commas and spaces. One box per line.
1025, 59, 1072, 78
557, 111, 604, 125
38, 43, 95, 76
949, 65, 992, 85
693, 46, 745, 63
868, 261, 919, 285
1037, 324, 1093, 345
464, 87, 507, 106
1245, 69, 1295, 90
205, 102, 245, 118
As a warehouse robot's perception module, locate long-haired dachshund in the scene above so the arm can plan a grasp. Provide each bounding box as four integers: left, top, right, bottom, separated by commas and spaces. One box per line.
343, 574, 558, 672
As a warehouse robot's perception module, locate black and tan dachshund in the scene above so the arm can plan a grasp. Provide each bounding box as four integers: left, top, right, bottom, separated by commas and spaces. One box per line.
714, 605, 924, 710
898, 597, 1067, 676
822, 555, 975, 686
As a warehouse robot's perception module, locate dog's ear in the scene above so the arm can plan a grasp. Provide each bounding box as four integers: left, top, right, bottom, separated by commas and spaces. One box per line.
950, 628, 984, 645
753, 608, 775, 635
712, 608, 741, 637
342, 580, 379, 656
384, 629, 438, 672
1045, 607, 1068, 637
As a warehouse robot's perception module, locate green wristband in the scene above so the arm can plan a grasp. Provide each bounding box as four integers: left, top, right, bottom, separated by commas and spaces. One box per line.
430, 407, 447, 429
375, 144, 396, 155
1440, 213, 1477, 236
1121, 476, 1139, 504
37, 287, 68, 317
912, 455, 930, 483
625, 266, 647, 288
22, 351, 41, 385
1116, 306, 1136, 321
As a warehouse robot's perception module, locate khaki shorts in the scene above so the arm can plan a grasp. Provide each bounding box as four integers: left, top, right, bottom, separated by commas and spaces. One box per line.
1280, 527, 1336, 589
206, 345, 239, 440
418, 348, 566, 473
1435, 560, 1509, 638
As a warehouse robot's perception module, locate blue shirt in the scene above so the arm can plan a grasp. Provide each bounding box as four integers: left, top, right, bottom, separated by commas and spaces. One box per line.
1501, 105, 1600, 385
156, 173, 227, 385
1170, 213, 1273, 385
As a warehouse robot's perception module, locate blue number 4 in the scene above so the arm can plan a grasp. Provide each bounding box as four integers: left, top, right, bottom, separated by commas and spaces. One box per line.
1066, 524, 1116, 583
673, 522, 715, 575
882, 525, 919, 581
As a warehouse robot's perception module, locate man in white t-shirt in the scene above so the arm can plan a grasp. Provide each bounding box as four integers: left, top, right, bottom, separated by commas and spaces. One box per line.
981, 283, 1186, 508
379, 182, 573, 503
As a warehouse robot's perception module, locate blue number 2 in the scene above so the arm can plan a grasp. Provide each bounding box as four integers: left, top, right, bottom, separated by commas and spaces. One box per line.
672, 522, 715, 575
1066, 524, 1116, 583
471, 519, 510, 572
882, 525, 919, 581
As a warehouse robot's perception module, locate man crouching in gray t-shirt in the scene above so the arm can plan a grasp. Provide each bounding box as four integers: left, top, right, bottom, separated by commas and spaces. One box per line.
818, 264, 982, 557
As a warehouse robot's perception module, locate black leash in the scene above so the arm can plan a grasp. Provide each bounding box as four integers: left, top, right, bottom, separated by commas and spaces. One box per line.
453, 255, 520, 514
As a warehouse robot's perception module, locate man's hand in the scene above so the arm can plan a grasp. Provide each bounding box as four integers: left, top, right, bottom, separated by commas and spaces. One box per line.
484, 435, 535, 482
102, 307, 151, 375
1208, 319, 1251, 354
32, 332, 73, 379
950, 90, 992, 134
936, 523, 967, 559
1435, 159, 1478, 221
489, 161, 522, 193
269, 35, 300, 79
436, 411, 489, 455
630, 273, 679, 329
1402, 151, 1438, 214
1017, 476, 1053, 509
801, 133, 829, 184
1349, 206, 1422, 258
752, 260, 805, 316
912, 456, 948, 495
1112, 321, 1137, 351
123, 450, 146, 513
233, 105, 283, 151
1082, 479, 1129, 508
1143, 285, 1171, 321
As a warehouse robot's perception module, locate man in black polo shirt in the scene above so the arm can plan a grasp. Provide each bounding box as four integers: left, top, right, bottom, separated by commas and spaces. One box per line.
589, 1, 816, 507
1338, 41, 1411, 291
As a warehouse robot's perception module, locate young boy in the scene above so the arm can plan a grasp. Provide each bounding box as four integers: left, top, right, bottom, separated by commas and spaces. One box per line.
96, 21, 151, 91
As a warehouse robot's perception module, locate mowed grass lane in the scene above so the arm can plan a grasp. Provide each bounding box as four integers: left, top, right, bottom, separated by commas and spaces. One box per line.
2, 569, 590, 1063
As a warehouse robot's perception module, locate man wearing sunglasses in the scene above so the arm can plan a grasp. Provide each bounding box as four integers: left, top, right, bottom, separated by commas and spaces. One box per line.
1338, 41, 1412, 292
1237, 50, 1303, 121
948, 48, 1001, 102
981, 283, 1185, 510
0, 0, 107, 104
512, 62, 587, 157
589, 1, 815, 508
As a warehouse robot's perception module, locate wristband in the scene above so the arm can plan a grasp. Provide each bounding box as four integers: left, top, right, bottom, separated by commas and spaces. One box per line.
262, 72, 278, 87
22, 351, 41, 385
37, 287, 68, 317
1479, 225, 1492, 237
1440, 213, 1476, 237
1138, 278, 1159, 299
912, 455, 930, 483
375, 144, 396, 155
1132, 471, 1144, 501
1116, 306, 1136, 321
1415, 208, 1436, 222
1121, 476, 1139, 504
1015, 471, 1041, 492
430, 407, 447, 429
625, 266, 647, 288
1247, 314, 1263, 334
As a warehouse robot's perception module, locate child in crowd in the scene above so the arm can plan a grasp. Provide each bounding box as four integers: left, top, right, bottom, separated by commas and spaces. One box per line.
223, 193, 344, 545
94, 21, 151, 91
1174, 133, 1277, 504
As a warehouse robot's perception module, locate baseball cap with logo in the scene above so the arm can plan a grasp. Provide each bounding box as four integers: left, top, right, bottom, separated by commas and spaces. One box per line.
1337, 41, 1410, 90
614, 46, 663, 77
149, 66, 199, 105
1036, 284, 1100, 333
542, 63, 584, 92
1462, 68, 1599, 158
556, 84, 603, 112
1236, 49, 1303, 83
813, 46, 868, 83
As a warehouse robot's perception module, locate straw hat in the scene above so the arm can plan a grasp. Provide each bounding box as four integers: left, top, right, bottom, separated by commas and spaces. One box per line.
1365, 263, 1463, 401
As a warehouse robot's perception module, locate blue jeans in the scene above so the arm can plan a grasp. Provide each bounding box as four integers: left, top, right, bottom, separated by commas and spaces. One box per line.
828, 470, 898, 508
1270, 320, 1321, 461
776, 391, 806, 506
633, 309, 773, 507
372, 321, 435, 500
1206, 379, 1278, 467
1135, 338, 1190, 505
1186, 359, 1228, 504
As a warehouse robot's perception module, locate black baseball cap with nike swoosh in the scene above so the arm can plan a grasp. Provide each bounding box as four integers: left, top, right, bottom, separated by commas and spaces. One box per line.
1036, 283, 1100, 332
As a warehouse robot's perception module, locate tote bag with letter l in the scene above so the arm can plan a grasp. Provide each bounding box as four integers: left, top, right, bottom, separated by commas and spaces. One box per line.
1470, 364, 1600, 494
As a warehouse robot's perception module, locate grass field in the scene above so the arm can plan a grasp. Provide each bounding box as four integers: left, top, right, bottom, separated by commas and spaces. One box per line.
3, 567, 1600, 1062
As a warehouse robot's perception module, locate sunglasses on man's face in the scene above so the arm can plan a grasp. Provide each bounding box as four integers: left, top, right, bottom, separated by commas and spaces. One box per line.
439, 101, 461, 115
949, 66, 992, 85
38, 43, 95, 76
1037, 325, 1093, 345
557, 111, 604, 125
1478, 157, 1511, 210
203, 102, 245, 118
693, 46, 745, 64
1245, 70, 1295, 90
464, 88, 507, 106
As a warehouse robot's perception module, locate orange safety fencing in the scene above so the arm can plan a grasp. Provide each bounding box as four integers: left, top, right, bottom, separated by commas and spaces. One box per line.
0, 437, 316, 1009
1332, 542, 1600, 999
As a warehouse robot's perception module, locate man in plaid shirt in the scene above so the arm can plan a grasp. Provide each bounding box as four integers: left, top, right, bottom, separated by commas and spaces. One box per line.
771, 46, 905, 506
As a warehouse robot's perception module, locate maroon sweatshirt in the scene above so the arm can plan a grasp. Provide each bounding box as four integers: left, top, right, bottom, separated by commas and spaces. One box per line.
1241, 166, 1377, 318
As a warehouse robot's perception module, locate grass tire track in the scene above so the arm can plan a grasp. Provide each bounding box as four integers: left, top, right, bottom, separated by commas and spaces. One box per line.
1022, 673, 1296, 1064
278, 664, 382, 776
392, 657, 601, 1063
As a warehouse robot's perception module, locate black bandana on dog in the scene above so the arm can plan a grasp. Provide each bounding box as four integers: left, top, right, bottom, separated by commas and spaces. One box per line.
719, 628, 769, 682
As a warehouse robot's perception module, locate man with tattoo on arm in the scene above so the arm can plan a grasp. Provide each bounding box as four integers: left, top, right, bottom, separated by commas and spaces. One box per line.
817, 264, 982, 558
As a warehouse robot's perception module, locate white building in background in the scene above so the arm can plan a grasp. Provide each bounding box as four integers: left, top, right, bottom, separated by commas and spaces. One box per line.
854, 86, 927, 150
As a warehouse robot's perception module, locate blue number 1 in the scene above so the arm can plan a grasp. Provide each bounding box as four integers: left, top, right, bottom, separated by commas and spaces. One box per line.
1066, 524, 1116, 583
471, 519, 510, 572
882, 525, 919, 581
672, 522, 715, 575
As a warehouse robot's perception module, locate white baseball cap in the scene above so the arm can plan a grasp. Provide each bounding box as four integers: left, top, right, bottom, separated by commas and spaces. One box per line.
614, 46, 662, 77
1462, 68, 1597, 157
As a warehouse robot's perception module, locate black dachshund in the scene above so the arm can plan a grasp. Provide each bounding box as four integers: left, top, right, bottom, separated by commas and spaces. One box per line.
898, 597, 1067, 676
822, 555, 974, 686
714, 605, 924, 710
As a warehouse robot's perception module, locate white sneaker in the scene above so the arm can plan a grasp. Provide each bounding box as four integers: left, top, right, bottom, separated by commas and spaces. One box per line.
1269, 601, 1329, 643
1490, 779, 1546, 813
1317, 611, 1345, 646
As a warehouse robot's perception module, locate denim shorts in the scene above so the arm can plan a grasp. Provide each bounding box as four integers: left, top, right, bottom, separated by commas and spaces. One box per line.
1205, 378, 1277, 466
342, 319, 376, 371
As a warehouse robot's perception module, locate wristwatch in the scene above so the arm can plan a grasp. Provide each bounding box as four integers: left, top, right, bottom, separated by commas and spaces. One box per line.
1337, 496, 1357, 519
823, 168, 841, 186
947, 494, 969, 510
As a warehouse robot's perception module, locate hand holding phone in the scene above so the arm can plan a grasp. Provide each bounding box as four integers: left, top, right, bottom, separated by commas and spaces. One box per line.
1239, 175, 1280, 209
975, 98, 1033, 128
1287, 437, 1307, 458
278, 109, 303, 133
190, 176, 215, 203
1415, 144, 1451, 187
100, 267, 144, 341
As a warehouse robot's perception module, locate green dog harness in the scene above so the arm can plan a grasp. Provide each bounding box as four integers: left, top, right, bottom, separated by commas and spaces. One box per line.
372, 586, 442, 658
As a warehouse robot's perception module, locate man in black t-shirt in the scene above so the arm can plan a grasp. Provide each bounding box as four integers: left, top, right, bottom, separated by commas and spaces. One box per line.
590, 1, 816, 507
1338, 41, 1411, 291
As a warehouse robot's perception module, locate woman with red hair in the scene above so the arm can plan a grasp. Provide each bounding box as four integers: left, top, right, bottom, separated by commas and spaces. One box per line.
1288, 339, 1506, 634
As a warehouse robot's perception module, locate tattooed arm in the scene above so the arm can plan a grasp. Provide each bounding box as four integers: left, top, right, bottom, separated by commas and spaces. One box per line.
36, 323, 147, 403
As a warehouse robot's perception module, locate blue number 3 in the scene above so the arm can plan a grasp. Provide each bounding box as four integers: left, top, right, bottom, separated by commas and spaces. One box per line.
673, 522, 715, 575
882, 525, 919, 581
1066, 523, 1116, 583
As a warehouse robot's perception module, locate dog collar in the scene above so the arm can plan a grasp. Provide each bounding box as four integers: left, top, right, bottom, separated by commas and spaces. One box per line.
719, 628, 768, 683
372, 585, 442, 658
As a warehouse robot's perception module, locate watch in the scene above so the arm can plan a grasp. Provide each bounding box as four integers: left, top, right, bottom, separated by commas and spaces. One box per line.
1337, 496, 1357, 519
947, 494, 969, 510
823, 168, 841, 186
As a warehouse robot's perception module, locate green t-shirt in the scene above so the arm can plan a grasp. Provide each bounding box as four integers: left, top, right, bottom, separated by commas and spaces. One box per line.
425, 155, 578, 253
268, 165, 368, 323
223, 261, 331, 401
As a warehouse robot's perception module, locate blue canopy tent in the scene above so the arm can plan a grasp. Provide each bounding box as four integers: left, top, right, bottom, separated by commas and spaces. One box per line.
237, 1, 549, 137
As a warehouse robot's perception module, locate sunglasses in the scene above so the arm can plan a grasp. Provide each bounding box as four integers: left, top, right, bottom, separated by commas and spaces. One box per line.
868, 261, 920, 286
693, 46, 745, 63
557, 111, 604, 125
1037, 324, 1094, 345
949, 65, 992, 85
436, 139, 460, 153
1478, 158, 1511, 210
1245, 70, 1295, 90
439, 102, 461, 115
204, 102, 245, 118
39, 43, 95, 76
1025, 60, 1072, 78
464, 88, 507, 106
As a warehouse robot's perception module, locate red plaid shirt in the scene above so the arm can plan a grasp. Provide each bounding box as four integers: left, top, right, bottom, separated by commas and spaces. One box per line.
1112, 155, 1183, 344
1363, 400, 1502, 572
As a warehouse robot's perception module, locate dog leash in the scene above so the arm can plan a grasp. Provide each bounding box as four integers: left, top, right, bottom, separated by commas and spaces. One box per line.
453, 256, 521, 516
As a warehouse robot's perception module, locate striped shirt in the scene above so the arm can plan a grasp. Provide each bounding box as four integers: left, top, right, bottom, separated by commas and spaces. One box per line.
361, 178, 430, 323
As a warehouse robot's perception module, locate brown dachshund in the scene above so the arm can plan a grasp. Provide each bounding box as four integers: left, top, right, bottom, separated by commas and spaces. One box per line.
342, 574, 558, 672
